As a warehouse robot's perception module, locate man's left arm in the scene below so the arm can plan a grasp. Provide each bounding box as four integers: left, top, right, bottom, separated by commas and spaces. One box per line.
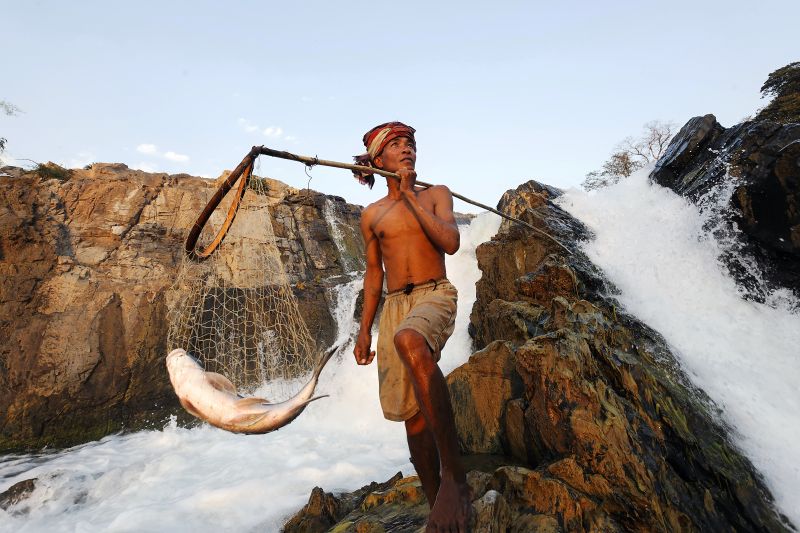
399, 171, 460, 254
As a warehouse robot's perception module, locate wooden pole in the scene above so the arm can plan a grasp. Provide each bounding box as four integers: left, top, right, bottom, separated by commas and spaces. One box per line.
253, 146, 571, 254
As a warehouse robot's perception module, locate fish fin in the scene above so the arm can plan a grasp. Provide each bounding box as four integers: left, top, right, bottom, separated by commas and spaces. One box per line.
179, 398, 203, 420
229, 412, 269, 428
235, 396, 271, 409
302, 394, 329, 405
205, 372, 238, 395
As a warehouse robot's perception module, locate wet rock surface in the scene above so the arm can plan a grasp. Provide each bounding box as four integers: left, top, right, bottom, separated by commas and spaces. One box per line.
0, 478, 37, 512
286, 181, 793, 532
0, 163, 365, 451
650, 110, 800, 300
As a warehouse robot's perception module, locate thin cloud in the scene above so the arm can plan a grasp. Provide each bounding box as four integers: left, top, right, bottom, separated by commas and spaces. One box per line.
238, 118, 291, 141
136, 144, 158, 155
134, 144, 190, 164
238, 118, 260, 133
163, 151, 190, 162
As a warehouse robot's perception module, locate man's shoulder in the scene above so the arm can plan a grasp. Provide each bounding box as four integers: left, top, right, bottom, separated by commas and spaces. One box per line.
360, 198, 387, 225
362, 198, 384, 216
419, 184, 453, 203
421, 184, 452, 196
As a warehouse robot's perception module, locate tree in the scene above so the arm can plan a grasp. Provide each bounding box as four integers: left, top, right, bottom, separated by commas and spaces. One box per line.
1, 99, 22, 157
582, 120, 676, 191
1, 100, 22, 116
758, 62, 800, 123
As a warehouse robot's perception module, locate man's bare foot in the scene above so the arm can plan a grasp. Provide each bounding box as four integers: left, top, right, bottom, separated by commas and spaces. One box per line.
426, 475, 472, 533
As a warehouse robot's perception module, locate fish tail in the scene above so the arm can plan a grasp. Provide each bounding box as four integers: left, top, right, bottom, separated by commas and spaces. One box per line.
313, 345, 339, 378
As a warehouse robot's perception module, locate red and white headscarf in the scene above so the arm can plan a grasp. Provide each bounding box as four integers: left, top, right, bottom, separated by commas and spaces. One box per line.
353, 121, 416, 188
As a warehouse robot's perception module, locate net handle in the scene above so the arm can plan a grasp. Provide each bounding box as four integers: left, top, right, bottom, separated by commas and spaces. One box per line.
185, 148, 259, 260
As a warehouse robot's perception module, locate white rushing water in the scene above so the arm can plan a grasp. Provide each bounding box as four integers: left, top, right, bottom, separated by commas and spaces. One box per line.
557, 168, 800, 526
322, 199, 363, 274
0, 213, 501, 533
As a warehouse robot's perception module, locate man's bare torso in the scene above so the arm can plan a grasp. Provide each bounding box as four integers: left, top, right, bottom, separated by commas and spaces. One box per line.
363, 186, 451, 292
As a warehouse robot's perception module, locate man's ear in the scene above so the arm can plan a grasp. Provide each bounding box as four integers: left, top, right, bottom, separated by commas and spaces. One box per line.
373, 155, 383, 169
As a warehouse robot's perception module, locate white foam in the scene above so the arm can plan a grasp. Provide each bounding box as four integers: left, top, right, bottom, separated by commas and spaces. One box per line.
0, 212, 501, 533
557, 168, 800, 525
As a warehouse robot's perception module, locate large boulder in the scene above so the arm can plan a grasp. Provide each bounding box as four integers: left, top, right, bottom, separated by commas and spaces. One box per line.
0, 163, 364, 451
446, 340, 523, 455
459, 181, 790, 531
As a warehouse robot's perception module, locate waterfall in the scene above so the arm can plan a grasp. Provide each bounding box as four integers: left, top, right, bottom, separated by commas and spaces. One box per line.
557, 168, 800, 525
322, 198, 362, 274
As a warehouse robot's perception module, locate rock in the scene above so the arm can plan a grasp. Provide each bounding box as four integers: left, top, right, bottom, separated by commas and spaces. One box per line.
462, 181, 792, 531
0, 164, 366, 451
650, 110, 800, 299
650, 114, 726, 194
0, 478, 37, 511
285, 473, 428, 533
361, 477, 426, 511
471, 490, 512, 532
511, 514, 562, 533
282, 487, 341, 533
466, 470, 492, 500
446, 340, 523, 454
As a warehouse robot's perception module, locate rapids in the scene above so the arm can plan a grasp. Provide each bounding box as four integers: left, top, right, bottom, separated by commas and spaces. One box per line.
557, 168, 800, 526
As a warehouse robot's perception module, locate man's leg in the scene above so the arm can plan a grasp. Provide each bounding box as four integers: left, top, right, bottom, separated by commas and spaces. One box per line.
405, 411, 440, 507
394, 328, 471, 533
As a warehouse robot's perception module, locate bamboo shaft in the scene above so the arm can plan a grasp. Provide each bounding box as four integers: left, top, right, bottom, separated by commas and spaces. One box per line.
253, 146, 570, 253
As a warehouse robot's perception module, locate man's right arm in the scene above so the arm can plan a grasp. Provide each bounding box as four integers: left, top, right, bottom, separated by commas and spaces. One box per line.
354, 210, 383, 365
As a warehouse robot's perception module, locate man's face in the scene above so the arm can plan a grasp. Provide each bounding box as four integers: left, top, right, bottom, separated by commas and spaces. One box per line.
374, 136, 416, 172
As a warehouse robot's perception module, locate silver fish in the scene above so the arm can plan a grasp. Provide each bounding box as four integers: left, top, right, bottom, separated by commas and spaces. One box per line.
165, 346, 336, 434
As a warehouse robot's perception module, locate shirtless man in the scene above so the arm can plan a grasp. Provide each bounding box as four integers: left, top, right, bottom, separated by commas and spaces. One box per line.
352, 122, 471, 532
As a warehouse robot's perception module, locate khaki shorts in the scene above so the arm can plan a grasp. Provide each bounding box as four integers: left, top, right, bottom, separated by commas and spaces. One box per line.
376, 279, 458, 421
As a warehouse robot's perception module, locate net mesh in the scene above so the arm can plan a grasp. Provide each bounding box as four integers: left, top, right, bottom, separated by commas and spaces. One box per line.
167, 172, 318, 398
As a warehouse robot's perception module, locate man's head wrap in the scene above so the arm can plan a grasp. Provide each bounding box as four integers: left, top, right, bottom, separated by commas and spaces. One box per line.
352, 121, 416, 188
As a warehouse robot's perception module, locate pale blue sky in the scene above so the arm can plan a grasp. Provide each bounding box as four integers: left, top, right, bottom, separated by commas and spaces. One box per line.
3, 0, 798, 211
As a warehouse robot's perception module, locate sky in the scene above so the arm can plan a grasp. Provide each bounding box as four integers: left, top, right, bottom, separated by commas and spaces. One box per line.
2, 0, 798, 212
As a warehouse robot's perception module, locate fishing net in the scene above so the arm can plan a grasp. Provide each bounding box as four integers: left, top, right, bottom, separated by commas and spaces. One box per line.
166, 162, 318, 399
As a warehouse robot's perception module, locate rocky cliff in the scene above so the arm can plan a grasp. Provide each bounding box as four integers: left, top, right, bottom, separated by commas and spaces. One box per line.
284, 181, 792, 532
649, 71, 800, 301
0, 163, 364, 451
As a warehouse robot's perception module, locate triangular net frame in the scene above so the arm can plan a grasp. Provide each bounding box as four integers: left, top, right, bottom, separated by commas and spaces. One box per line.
167, 169, 318, 399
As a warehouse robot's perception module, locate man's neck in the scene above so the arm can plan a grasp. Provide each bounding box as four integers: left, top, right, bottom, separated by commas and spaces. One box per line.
385, 176, 404, 201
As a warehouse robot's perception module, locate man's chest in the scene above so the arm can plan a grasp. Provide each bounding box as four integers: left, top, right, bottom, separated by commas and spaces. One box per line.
371, 198, 435, 242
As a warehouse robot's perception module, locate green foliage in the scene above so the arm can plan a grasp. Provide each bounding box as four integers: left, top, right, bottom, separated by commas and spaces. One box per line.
761, 62, 800, 98
758, 62, 800, 123
583, 152, 643, 191
35, 162, 72, 182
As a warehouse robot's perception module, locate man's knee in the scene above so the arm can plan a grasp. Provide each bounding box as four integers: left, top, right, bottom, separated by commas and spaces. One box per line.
393, 328, 429, 359
405, 410, 427, 435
